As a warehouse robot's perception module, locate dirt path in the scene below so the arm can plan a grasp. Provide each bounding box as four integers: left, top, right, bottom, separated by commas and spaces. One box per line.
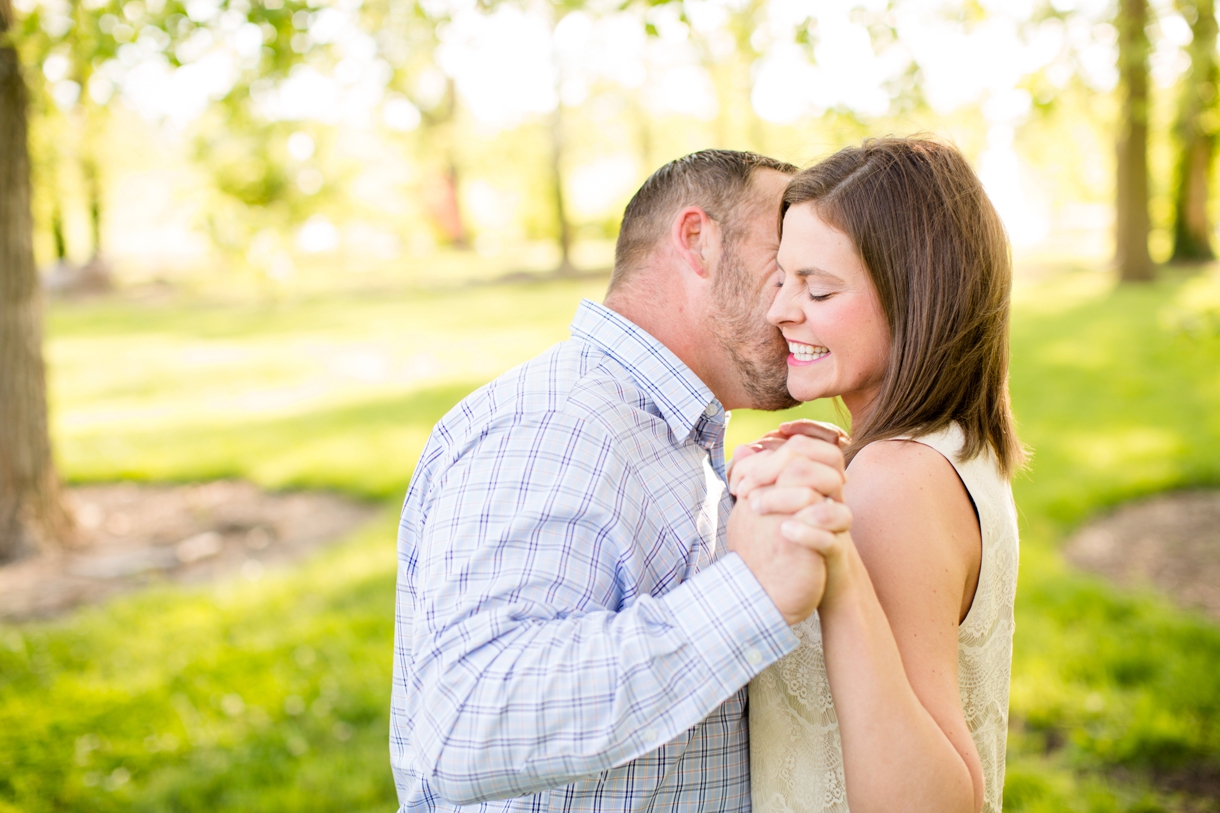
1064, 489, 1220, 622
0, 481, 379, 622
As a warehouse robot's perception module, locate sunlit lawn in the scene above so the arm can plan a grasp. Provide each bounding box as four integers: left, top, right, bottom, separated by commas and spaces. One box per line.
1, 265, 1218, 811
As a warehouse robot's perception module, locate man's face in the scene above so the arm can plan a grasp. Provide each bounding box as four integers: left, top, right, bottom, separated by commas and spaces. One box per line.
709, 169, 799, 411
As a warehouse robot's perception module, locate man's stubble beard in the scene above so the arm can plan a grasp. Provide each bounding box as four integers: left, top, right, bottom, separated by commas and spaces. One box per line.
710, 243, 799, 412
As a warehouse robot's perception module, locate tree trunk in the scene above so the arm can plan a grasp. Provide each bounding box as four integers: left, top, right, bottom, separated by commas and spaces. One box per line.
1115, 0, 1156, 282
1171, 0, 1218, 263
633, 88, 653, 181
436, 158, 468, 249
548, 105, 575, 276
79, 148, 112, 290
420, 78, 469, 249
440, 78, 467, 250
544, 6, 576, 278
84, 152, 102, 258
0, 0, 74, 563
51, 199, 66, 261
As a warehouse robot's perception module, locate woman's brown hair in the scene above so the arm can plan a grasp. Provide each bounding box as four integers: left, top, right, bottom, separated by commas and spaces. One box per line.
781, 136, 1025, 476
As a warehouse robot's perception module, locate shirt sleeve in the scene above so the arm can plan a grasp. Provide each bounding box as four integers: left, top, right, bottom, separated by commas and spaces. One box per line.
401, 411, 799, 805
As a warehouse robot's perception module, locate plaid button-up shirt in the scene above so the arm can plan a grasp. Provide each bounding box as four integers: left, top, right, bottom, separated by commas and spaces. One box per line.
391, 299, 799, 812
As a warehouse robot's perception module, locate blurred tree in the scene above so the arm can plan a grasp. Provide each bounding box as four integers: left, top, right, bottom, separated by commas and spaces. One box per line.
0, 0, 359, 562
190, 98, 337, 271
422, 77, 470, 249
18, 0, 118, 289
1115, 0, 1155, 281
42, 139, 67, 264
179, 1, 348, 271
544, 0, 580, 276
471, 0, 582, 276
365, 0, 470, 248
78, 124, 110, 286
50, 196, 66, 263
549, 100, 576, 275
1170, 0, 1218, 262
25, 80, 70, 268
705, 0, 766, 151
0, 0, 75, 562
64, 0, 116, 287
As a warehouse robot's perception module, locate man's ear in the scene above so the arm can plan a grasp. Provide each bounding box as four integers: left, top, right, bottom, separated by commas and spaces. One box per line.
670, 206, 722, 279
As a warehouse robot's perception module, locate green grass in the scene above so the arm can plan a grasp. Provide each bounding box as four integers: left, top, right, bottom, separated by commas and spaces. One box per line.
48, 281, 609, 497
0, 519, 398, 812
1, 267, 1219, 811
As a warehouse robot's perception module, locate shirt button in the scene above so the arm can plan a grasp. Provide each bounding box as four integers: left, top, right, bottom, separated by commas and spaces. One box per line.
704, 403, 717, 416
644, 727, 658, 741
746, 648, 763, 665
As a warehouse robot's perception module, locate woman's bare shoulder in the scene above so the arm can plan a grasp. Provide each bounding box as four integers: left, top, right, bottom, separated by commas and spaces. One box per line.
845, 438, 978, 582
846, 438, 963, 511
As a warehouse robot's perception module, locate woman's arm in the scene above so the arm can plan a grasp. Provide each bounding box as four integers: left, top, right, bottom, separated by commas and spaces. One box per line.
758, 439, 985, 813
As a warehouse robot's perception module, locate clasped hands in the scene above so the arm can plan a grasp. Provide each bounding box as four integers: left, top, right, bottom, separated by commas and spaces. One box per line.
725, 420, 854, 626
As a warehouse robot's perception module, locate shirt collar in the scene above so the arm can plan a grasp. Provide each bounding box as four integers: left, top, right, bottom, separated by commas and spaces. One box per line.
570, 299, 724, 443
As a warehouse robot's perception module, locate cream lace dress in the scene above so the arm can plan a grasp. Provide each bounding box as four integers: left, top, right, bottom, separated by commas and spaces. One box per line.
749, 424, 1019, 813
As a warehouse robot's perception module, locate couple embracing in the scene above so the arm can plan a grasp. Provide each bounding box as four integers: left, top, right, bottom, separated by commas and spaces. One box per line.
390, 138, 1023, 813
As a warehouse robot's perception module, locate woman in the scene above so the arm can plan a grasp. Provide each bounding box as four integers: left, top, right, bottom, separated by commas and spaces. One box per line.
731, 137, 1024, 813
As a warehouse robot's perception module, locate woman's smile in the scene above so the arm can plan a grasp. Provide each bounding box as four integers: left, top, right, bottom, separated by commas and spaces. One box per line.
787, 339, 830, 365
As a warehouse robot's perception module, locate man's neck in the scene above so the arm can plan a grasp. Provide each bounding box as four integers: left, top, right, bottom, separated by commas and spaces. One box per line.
603, 286, 746, 410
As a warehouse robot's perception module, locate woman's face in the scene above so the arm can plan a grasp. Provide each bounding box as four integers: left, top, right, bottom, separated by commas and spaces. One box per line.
767, 202, 891, 417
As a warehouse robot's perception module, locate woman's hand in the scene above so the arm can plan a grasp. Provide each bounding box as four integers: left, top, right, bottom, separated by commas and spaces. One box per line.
726, 420, 849, 486
780, 500, 858, 611
729, 434, 847, 507
775, 419, 851, 446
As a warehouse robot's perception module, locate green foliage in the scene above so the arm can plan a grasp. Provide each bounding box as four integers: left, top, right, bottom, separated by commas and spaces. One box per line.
11, 0, 352, 266
1, 269, 1219, 809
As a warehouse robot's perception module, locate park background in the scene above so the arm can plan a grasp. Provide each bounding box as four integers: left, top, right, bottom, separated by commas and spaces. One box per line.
3, 0, 1220, 809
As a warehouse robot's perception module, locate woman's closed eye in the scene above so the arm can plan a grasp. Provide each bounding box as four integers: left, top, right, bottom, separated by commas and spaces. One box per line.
808, 292, 833, 302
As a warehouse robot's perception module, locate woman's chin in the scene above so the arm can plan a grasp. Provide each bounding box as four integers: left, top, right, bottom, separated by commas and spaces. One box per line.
786, 379, 834, 404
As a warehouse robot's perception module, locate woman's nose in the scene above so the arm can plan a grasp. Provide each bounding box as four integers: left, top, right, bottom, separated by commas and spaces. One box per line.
766, 281, 803, 327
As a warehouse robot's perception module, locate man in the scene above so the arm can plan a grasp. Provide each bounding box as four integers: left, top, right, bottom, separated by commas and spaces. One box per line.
391, 150, 846, 811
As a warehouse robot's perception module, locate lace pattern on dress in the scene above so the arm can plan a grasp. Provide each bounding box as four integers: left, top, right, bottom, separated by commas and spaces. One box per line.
749, 424, 1019, 813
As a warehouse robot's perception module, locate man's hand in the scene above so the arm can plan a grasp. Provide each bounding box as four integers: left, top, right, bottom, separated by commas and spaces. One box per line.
727, 498, 829, 626
725, 431, 850, 626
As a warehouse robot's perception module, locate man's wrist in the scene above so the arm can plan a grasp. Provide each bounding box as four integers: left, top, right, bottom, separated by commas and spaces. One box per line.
666, 554, 799, 695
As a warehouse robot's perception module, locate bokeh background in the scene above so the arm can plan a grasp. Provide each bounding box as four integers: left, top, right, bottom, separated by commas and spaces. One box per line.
2, 0, 1220, 809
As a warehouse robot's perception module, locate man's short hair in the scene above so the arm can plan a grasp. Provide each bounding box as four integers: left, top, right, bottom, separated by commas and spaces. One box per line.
609, 149, 798, 291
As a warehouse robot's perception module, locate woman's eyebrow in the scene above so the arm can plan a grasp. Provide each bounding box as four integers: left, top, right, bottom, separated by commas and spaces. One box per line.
795, 266, 844, 283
